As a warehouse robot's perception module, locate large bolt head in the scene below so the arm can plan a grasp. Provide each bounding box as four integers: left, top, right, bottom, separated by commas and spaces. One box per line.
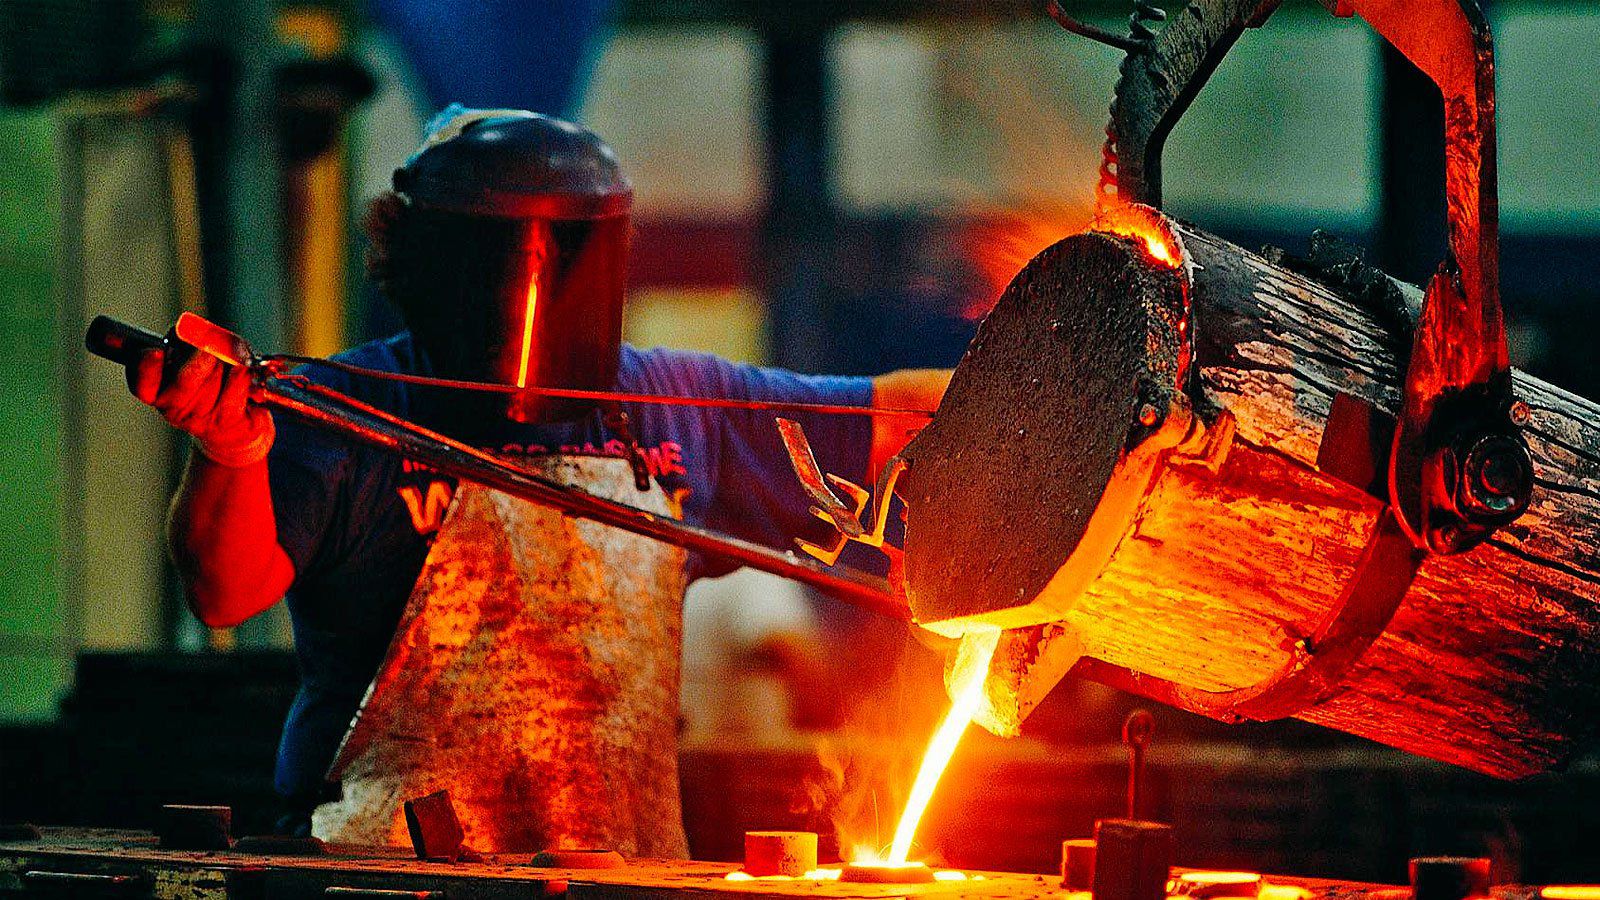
1453, 433, 1533, 521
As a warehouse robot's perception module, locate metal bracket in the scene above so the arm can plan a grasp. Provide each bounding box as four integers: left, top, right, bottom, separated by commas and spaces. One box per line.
1355, 0, 1531, 554
776, 417, 906, 567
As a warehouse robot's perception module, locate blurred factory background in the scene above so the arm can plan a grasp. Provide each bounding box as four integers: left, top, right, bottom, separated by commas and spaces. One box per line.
3, 0, 1600, 886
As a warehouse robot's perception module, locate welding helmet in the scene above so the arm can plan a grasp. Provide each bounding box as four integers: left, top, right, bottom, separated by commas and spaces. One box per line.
392, 105, 632, 423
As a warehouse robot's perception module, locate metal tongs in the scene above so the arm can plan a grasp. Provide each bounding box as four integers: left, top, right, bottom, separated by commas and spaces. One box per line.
85, 313, 909, 621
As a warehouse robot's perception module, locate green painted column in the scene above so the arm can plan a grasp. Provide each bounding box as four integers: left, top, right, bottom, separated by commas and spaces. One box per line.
0, 108, 69, 722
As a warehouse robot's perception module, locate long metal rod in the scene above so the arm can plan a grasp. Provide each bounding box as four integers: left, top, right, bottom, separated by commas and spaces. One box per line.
269, 354, 935, 419
260, 374, 911, 621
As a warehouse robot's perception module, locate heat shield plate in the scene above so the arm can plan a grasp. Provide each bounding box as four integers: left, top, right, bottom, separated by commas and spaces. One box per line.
898, 232, 1187, 629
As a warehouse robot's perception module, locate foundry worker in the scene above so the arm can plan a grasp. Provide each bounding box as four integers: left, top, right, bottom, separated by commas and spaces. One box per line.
123, 107, 948, 847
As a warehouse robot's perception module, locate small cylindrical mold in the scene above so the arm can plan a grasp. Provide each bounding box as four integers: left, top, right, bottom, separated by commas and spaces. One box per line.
1092, 819, 1171, 900
744, 831, 818, 877
1410, 857, 1491, 900
1062, 838, 1097, 890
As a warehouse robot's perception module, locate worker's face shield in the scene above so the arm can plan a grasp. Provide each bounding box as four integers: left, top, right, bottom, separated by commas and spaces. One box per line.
487, 215, 630, 423
392, 107, 635, 426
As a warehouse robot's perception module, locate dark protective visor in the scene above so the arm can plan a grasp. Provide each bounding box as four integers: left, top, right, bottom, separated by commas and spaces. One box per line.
395, 108, 634, 425
492, 215, 630, 423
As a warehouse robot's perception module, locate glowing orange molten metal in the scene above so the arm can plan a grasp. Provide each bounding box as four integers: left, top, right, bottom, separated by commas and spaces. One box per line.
1092, 204, 1182, 270
861, 628, 1001, 868
1544, 889, 1600, 900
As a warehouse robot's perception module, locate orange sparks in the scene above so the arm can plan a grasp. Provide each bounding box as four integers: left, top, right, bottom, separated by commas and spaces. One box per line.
874, 627, 1000, 866
961, 211, 1091, 320
515, 279, 539, 389
1139, 233, 1178, 266
960, 204, 1180, 322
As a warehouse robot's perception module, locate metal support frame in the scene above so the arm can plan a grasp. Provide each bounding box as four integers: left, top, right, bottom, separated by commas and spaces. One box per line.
1041, 0, 1532, 721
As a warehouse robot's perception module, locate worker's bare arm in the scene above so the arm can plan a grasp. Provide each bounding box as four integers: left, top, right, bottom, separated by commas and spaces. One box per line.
869, 368, 951, 479
128, 350, 294, 627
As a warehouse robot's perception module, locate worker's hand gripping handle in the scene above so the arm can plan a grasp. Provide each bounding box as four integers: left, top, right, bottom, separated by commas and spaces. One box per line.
85, 314, 204, 393
84, 314, 274, 468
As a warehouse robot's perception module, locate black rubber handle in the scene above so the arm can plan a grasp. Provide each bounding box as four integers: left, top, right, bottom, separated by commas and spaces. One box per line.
85, 315, 165, 366
85, 314, 199, 390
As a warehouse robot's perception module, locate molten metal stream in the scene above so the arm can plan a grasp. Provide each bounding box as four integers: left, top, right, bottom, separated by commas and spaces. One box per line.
882, 628, 1001, 865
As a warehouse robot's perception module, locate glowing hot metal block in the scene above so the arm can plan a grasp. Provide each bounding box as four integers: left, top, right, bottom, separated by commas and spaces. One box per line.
840, 862, 937, 884
1179, 871, 1265, 900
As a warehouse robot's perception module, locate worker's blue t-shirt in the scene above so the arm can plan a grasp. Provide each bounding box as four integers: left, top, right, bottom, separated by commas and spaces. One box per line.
266, 333, 873, 807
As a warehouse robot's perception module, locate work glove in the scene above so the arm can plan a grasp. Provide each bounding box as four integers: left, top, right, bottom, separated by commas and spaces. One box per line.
129, 348, 276, 467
